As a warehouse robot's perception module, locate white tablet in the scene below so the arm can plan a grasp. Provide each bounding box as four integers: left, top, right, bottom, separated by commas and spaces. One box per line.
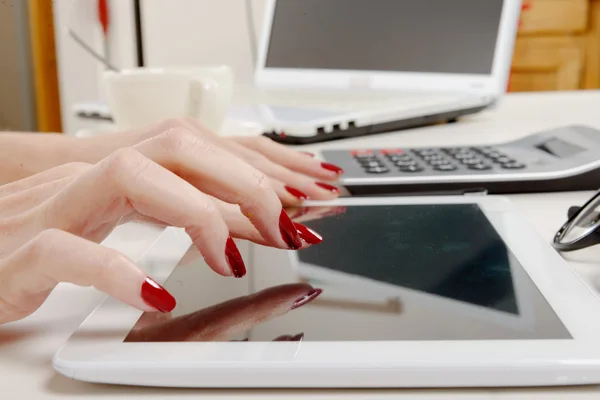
53, 196, 600, 388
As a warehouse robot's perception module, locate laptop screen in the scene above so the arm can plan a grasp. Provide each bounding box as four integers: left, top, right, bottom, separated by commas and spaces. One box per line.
265, 0, 504, 75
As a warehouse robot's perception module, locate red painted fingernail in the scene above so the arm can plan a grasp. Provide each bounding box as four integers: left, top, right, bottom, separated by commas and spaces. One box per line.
301, 151, 315, 157
294, 222, 323, 244
141, 278, 176, 312
292, 288, 323, 310
274, 332, 305, 342
316, 182, 340, 194
225, 237, 246, 278
321, 162, 344, 175
279, 210, 302, 250
285, 186, 309, 200
291, 332, 305, 341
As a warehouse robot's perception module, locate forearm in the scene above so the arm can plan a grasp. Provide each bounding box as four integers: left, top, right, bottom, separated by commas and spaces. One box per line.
0, 133, 78, 185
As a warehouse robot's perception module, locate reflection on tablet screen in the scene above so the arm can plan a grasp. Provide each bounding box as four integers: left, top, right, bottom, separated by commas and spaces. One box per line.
124, 204, 572, 343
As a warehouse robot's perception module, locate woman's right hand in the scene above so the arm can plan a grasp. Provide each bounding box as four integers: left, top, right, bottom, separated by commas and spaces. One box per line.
0, 128, 322, 325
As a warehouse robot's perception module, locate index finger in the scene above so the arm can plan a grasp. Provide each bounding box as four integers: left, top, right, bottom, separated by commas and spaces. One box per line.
232, 136, 344, 181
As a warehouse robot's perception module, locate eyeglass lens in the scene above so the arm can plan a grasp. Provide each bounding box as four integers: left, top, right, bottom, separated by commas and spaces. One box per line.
558, 196, 600, 244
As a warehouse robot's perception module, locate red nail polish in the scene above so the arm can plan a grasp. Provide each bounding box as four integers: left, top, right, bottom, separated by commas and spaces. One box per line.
292, 288, 323, 310
141, 278, 176, 312
294, 222, 323, 244
285, 186, 309, 200
321, 162, 344, 175
316, 182, 340, 194
274, 332, 305, 342
225, 237, 246, 278
280, 210, 303, 250
291, 332, 305, 341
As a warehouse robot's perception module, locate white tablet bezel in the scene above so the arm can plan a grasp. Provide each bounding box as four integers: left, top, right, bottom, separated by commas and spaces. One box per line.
53, 195, 600, 388
254, 0, 521, 96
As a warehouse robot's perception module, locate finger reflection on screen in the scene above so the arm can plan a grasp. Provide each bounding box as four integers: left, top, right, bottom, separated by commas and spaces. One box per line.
288, 205, 347, 222
124, 283, 319, 342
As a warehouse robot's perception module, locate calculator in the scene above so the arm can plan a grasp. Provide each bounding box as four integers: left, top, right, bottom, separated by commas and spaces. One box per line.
320, 125, 600, 196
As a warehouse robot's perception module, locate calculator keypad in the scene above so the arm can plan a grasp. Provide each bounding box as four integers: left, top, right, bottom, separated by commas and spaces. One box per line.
351, 146, 526, 175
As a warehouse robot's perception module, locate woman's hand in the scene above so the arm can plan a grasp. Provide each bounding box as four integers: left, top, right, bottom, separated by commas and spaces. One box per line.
0, 128, 323, 325
74, 118, 345, 207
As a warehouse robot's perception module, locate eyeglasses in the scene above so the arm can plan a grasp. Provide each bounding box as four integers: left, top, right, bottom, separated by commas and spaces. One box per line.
552, 190, 600, 252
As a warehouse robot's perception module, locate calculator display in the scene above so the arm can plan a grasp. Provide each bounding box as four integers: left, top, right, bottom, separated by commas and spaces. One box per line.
536, 138, 585, 158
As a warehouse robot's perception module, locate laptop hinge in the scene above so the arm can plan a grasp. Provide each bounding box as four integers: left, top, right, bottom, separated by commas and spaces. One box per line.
463, 189, 489, 196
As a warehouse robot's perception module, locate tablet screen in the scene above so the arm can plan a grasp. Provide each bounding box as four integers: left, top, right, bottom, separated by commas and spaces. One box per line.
124, 204, 572, 343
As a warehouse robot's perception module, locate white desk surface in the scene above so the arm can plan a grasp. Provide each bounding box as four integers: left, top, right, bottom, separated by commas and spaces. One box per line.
3, 90, 600, 399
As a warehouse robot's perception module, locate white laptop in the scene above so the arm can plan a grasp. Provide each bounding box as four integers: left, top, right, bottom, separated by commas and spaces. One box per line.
53, 195, 600, 388
250, 0, 521, 144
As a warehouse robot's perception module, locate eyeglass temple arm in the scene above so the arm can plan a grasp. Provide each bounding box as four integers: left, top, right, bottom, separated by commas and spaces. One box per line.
567, 206, 600, 235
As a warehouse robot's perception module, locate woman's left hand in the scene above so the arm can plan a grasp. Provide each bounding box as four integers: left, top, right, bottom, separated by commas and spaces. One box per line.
75, 118, 345, 207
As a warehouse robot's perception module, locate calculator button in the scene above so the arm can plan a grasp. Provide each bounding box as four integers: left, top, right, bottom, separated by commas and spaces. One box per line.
388, 154, 414, 162
355, 155, 378, 161
447, 148, 470, 155
413, 149, 437, 157
380, 148, 404, 155
486, 152, 505, 159
354, 155, 379, 162
452, 152, 476, 160
357, 156, 381, 163
501, 162, 526, 170
351, 149, 373, 157
460, 158, 484, 165
398, 165, 424, 173
427, 159, 450, 166
365, 167, 390, 174
442, 147, 461, 153
357, 156, 381, 162
422, 154, 444, 161
474, 147, 494, 154
434, 164, 458, 172
468, 163, 492, 171
494, 156, 514, 164
360, 161, 385, 168
394, 160, 418, 167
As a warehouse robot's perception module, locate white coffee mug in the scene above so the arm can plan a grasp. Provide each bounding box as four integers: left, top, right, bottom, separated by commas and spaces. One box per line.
103, 66, 234, 133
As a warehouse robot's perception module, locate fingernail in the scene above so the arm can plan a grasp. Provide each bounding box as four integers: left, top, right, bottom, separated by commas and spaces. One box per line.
301, 152, 315, 157
285, 186, 309, 200
141, 277, 176, 313
279, 210, 302, 250
316, 182, 340, 194
291, 288, 323, 310
291, 332, 305, 342
294, 222, 323, 244
274, 332, 305, 341
225, 237, 246, 278
321, 162, 344, 175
